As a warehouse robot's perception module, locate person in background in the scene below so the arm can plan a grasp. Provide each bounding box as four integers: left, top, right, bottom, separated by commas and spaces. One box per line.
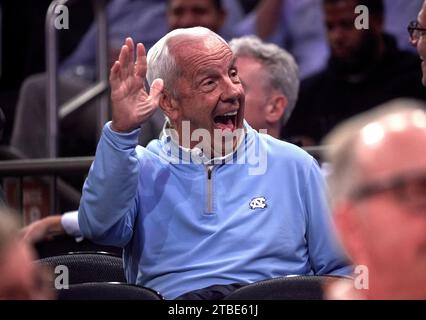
237, 0, 423, 78
284, 0, 426, 146
230, 36, 299, 139
410, 0, 426, 87
323, 99, 426, 299
384, 0, 423, 52
236, 0, 329, 79
0, 208, 53, 299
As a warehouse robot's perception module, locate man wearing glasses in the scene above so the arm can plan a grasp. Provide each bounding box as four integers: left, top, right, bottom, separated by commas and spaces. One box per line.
322, 99, 426, 299
409, 0, 426, 86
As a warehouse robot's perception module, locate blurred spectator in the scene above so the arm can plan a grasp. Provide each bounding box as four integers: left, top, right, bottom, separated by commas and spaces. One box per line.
0, 208, 53, 299
237, 0, 423, 79
384, 0, 423, 52
323, 99, 426, 299
410, 0, 426, 86
284, 0, 426, 146
236, 0, 329, 79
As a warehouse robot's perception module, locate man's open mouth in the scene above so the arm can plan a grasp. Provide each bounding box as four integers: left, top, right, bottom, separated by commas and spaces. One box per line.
213, 110, 238, 131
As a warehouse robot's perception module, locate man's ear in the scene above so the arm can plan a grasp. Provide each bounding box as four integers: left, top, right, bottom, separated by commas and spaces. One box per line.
334, 202, 366, 264
159, 91, 180, 123
265, 94, 287, 125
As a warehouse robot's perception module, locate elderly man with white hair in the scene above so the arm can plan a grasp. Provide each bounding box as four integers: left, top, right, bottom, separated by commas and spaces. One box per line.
42, 27, 350, 300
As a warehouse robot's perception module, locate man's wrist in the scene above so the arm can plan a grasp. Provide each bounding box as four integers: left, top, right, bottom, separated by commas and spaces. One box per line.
111, 121, 136, 133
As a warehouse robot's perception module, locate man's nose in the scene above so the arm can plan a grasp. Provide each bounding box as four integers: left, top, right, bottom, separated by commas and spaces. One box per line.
220, 78, 242, 103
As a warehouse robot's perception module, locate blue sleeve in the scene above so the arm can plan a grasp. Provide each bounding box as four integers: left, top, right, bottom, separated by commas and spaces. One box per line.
304, 158, 353, 276
78, 122, 141, 247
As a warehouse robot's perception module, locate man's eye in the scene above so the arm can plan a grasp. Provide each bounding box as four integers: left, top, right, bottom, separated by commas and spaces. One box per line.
229, 70, 240, 82
201, 79, 217, 90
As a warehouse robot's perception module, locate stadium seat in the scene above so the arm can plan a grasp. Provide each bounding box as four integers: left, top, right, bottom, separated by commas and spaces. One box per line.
56, 282, 163, 300
224, 275, 352, 300
37, 251, 126, 284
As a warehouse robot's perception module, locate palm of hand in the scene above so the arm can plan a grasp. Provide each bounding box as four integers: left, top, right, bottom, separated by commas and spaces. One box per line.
110, 38, 164, 133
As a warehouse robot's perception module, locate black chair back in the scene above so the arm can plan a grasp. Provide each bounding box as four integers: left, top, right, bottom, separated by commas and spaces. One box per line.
225, 275, 351, 300
56, 282, 163, 300
37, 251, 126, 284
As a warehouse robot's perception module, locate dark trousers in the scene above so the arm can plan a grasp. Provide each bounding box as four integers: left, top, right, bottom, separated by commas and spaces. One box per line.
175, 283, 245, 300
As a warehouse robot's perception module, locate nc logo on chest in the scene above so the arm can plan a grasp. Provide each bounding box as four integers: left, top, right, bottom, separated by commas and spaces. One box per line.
249, 197, 267, 210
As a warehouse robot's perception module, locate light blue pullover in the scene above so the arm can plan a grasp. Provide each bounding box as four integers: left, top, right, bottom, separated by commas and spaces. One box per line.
79, 122, 351, 299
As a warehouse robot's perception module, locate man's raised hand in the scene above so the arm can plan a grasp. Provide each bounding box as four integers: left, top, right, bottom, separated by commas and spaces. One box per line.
110, 37, 164, 133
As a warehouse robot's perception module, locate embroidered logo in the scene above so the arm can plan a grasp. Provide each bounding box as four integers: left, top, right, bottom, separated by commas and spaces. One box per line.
250, 197, 267, 210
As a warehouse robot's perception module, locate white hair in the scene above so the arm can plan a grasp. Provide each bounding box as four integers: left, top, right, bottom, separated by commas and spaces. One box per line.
323, 99, 426, 207
146, 27, 228, 96
229, 35, 300, 126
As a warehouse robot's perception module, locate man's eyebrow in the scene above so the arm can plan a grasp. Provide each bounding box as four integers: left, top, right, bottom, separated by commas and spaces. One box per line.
194, 69, 220, 84
195, 68, 219, 78
229, 57, 237, 69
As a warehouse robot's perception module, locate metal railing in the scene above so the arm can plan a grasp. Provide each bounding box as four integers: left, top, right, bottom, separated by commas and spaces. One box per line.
0, 157, 93, 215
45, 0, 108, 212
45, 0, 109, 158
0, 157, 93, 176
0, 145, 328, 214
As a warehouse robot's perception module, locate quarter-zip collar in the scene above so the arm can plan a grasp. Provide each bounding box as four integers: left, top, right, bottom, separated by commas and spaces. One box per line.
158, 120, 250, 166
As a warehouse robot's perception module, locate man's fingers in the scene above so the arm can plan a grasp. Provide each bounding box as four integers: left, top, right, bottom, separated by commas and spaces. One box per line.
110, 61, 121, 89
118, 44, 129, 80
150, 78, 164, 104
126, 37, 135, 76
135, 43, 147, 79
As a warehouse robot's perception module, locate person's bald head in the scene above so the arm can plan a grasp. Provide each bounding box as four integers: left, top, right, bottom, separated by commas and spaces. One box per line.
356, 110, 426, 182
146, 27, 228, 95
324, 99, 426, 205
323, 99, 426, 299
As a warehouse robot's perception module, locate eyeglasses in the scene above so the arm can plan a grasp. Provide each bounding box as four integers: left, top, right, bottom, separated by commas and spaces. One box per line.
350, 171, 426, 208
407, 21, 426, 43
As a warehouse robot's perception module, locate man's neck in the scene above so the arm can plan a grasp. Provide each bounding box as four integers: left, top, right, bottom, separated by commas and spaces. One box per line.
163, 121, 246, 160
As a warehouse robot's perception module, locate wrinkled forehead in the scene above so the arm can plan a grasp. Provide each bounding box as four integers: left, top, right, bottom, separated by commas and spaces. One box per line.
168, 33, 233, 70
